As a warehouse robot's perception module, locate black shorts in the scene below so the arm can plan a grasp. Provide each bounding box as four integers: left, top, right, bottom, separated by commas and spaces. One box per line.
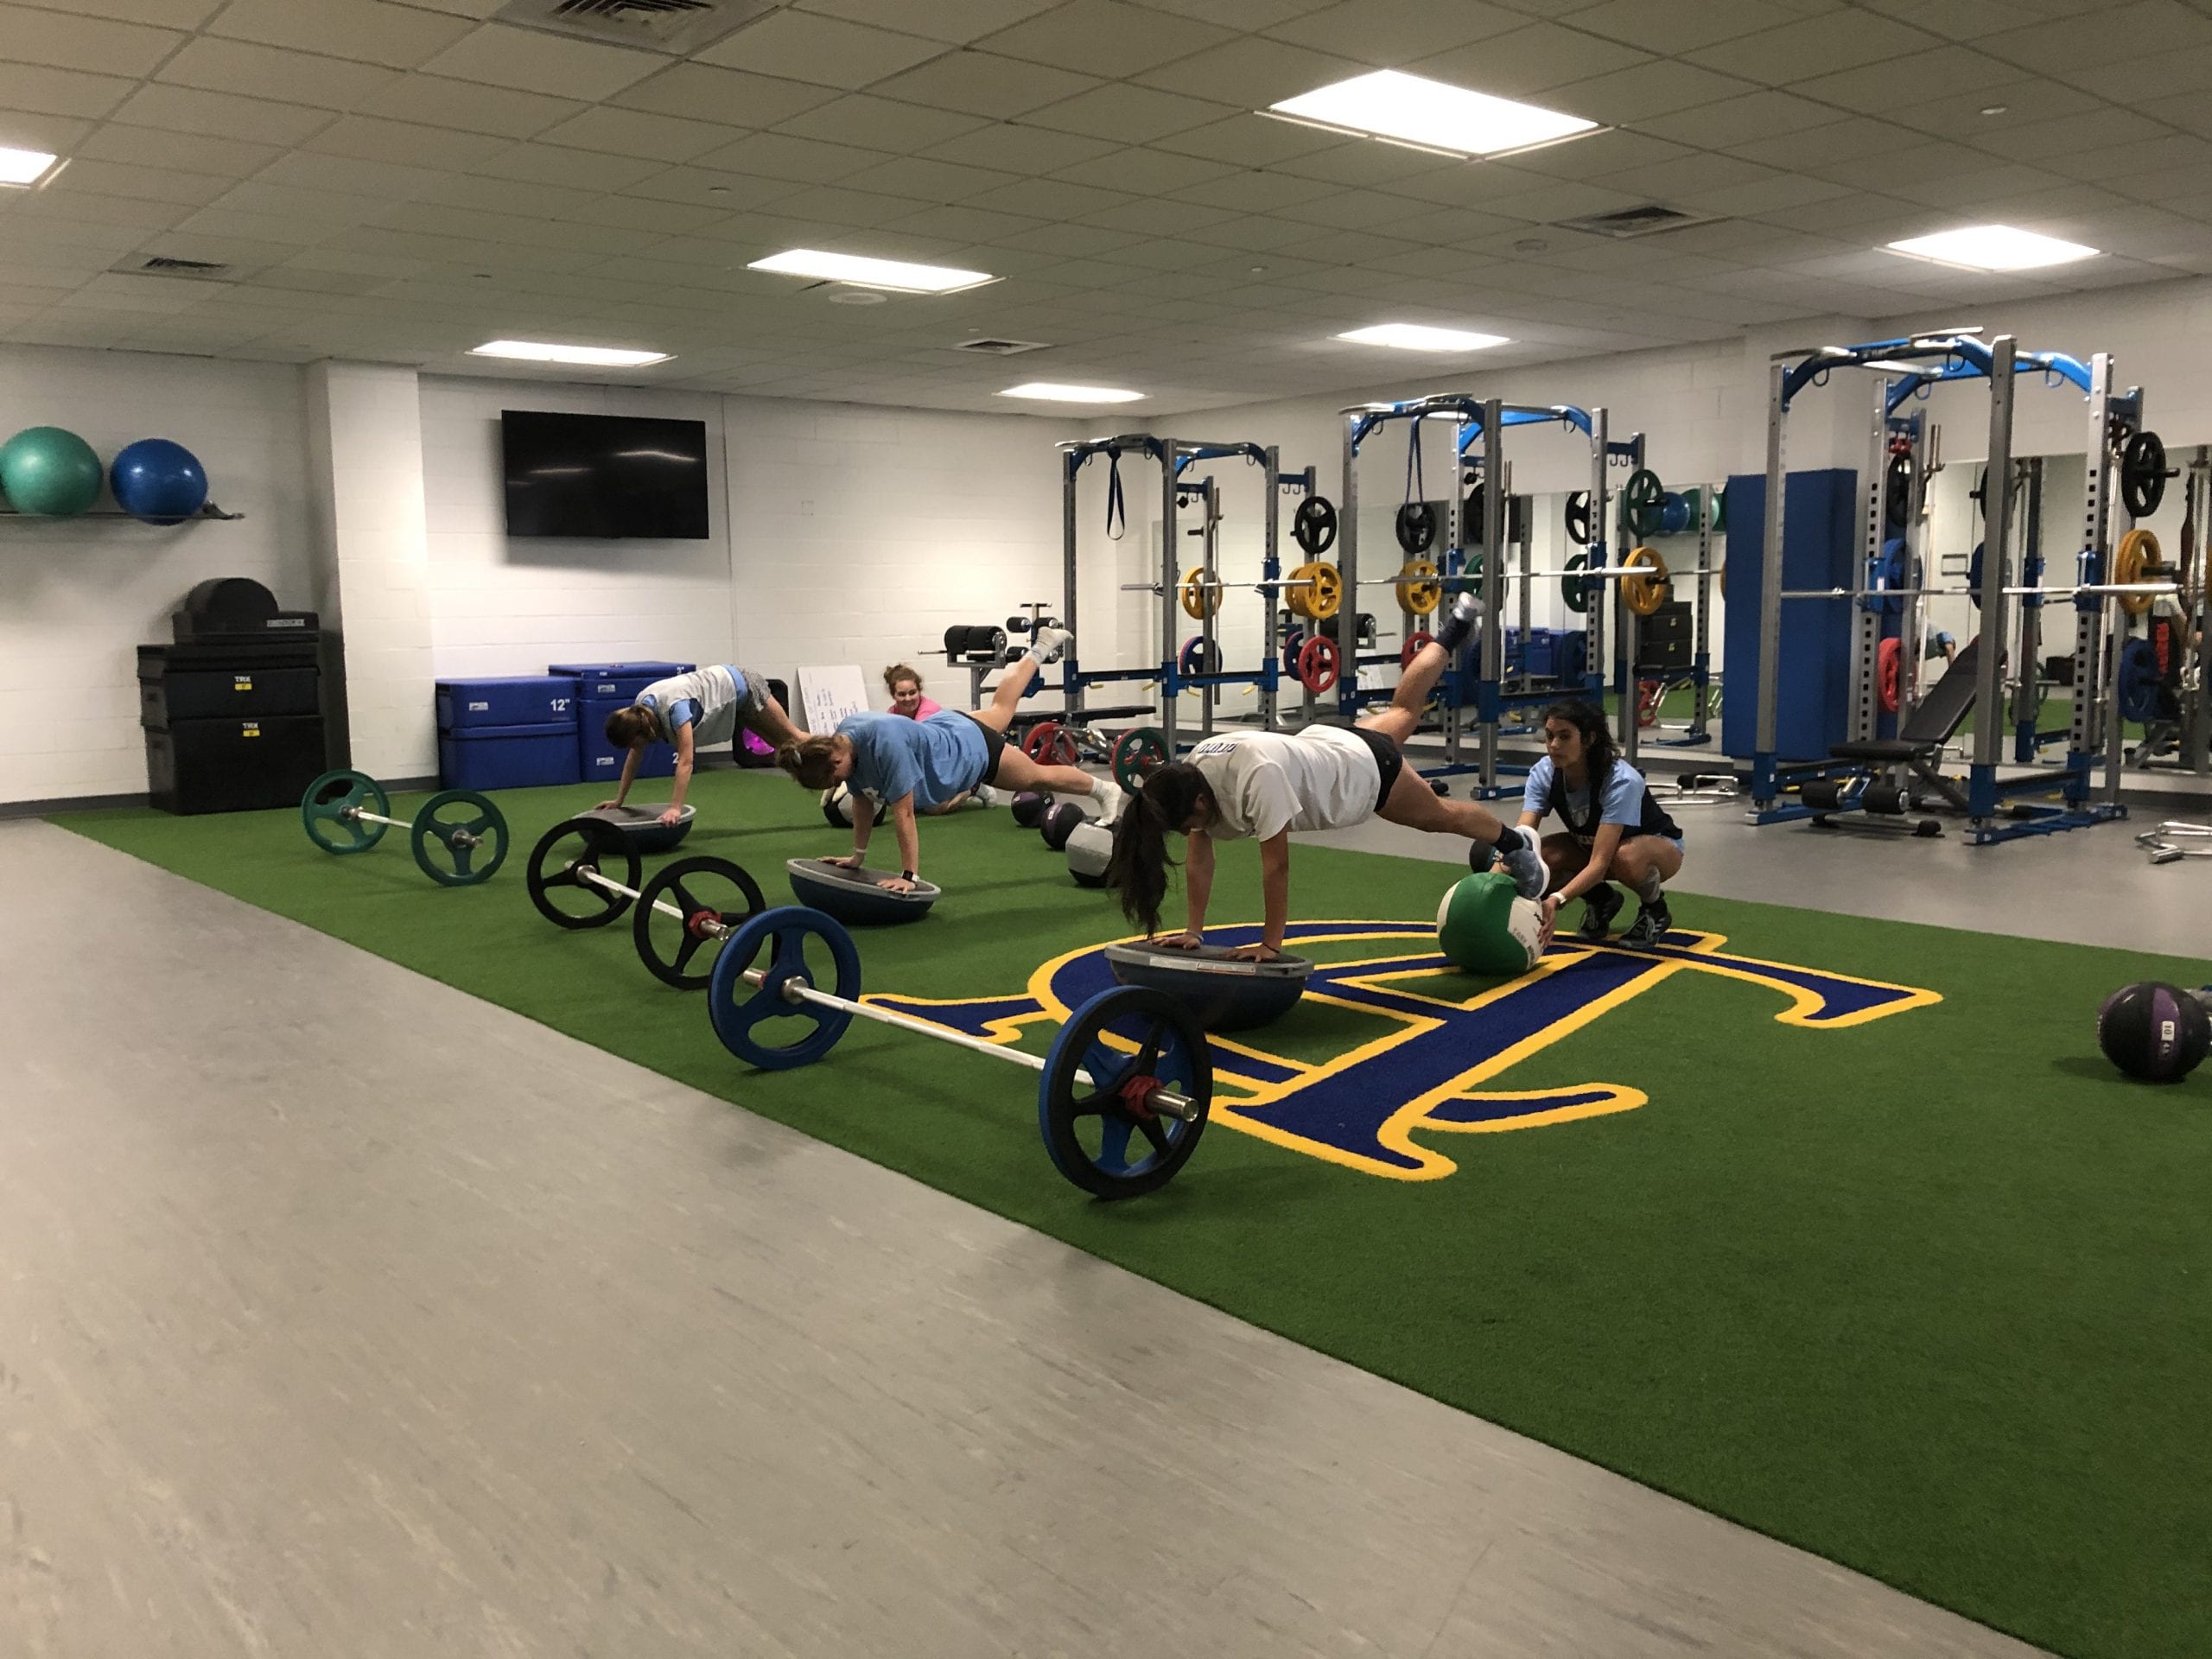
958, 710, 1006, 785
1338, 722, 1405, 810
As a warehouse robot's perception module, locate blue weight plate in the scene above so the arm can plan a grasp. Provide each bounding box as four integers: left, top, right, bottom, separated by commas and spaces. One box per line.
709, 905, 861, 1071
1037, 985, 1211, 1199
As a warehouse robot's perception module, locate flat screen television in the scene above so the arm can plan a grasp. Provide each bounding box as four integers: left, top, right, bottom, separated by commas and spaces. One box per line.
501, 410, 709, 539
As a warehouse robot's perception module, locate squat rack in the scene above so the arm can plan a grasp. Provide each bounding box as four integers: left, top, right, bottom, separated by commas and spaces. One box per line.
1338, 393, 1646, 797
1753, 330, 2170, 844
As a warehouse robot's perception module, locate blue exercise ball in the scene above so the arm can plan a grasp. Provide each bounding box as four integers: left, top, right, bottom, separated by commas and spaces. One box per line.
1657, 491, 1691, 537
109, 437, 207, 524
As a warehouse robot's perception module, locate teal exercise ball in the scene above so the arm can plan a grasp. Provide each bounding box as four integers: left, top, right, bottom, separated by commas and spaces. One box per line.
0, 426, 104, 515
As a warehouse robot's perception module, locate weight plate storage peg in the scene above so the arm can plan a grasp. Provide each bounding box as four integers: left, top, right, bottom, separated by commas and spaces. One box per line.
1037, 985, 1212, 1200
1292, 493, 1337, 556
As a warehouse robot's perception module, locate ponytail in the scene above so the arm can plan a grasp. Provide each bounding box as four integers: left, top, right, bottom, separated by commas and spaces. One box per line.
778, 734, 844, 791
1105, 761, 1211, 936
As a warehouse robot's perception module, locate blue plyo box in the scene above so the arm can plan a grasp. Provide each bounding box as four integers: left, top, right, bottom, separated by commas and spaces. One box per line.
438, 722, 581, 790
436, 675, 576, 731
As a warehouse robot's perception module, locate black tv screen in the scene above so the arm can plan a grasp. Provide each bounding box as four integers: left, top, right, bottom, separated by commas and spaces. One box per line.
501, 410, 709, 539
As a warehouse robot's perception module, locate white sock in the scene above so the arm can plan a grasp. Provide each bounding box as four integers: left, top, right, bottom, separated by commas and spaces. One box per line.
1635, 869, 1663, 904
1089, 777, 1122, 818
973, 785, 1001, 807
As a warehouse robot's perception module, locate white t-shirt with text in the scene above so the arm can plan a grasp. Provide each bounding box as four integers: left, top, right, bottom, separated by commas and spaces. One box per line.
1190, 725, 1382, 842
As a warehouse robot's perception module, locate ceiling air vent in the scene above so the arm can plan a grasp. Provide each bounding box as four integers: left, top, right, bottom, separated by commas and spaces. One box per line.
953, 339, 1050, 357
135, 256, 232, 279
1554, 204, 1716, 239
493, 0, 771, 54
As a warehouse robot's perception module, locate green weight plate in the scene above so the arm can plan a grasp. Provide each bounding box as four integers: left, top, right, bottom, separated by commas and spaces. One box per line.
301, 768, 389, 855
1110, 726, 1170, 793
1623, 468, 1666, 538
410, 790, 509, 887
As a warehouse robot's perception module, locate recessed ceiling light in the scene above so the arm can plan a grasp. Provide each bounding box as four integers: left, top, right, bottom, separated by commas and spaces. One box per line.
1337, 323, 1510, 353
747, 248, 995, 294
1980, 105, 2008, 116
1884, 224, 2099, 272
999, 383, 1144, 404
0, 145, 60, 187
827, 289, 887, 306
1266, 71, 1597, 158
469, 340, 672, 367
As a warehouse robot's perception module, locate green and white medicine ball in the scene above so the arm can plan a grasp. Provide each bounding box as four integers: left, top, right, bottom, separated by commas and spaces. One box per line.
1436, 870, 1544, 975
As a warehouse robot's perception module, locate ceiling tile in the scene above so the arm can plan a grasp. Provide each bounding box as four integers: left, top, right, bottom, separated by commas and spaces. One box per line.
1049, 146, 1239, 194
776, 94, 989, 152
1132, 35, 1352, 107
918, 120, 1117, 172
696, 11, 948, 87
1414, 21, 1653, 96
2061, 42, 2212, 102
869, 50, 1100, 118
886, 202, 1048, 242
1168, 167, 1339, 211
1979, 0, 2212, 73
1475, 180, 1643, 223
77, 122, 279, 175
1688, 10, 1942, 83
354, 73, 580, 138
535, 107, 741, 164
1264, 0, 1527, 64
1634, 90, 1843, 150
837, 155, 1020, 200
1543, 60, 1757, 125
303, 114, 512, 170
109, 84, 335, 147
794, 0, 1064, 46
1724, 116, 1942, 171
207, 0, 475, 68
755, 181, 918, 227
0, 110, 95, 156
0, 60, 137, 121
976, 0, 1235, 78
695, 130, 887, 182
1899, 77, 2100, 139
1562, 0, 1821, 53
1790, 46, 2021, 113
625, 167, 805, 211
416, 171, 597, 218
46, 159, 233, 207
1501, 130, 1694, 182
420, 23, 665, 101
1971, 106, 2166, 162
1023, 83, 1236, 143
1150, 112, 1351, 167
156, 39, 400, 111
50, 0, 221, 25
963, 175, 1134, 218
613, 64, 837, 128
467, 142, 667, 193
0, 3, 180, 76
1268, 139, 1459, 187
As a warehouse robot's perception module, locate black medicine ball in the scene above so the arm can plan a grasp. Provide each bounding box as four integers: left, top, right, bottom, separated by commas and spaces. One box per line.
2097, 982, 2212, 1083
1009, 789, 1046, 829
1039, 801, 1086, 850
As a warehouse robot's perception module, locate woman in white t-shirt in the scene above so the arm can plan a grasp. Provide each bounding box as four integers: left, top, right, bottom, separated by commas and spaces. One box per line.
1106, 594, 1548, 961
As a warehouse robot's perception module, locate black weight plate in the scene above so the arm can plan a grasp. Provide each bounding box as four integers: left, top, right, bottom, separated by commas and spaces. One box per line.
1885, 452, 1913, 530
1563, 491, 1592, 548
2121, 429, 2170, 519
633, 855, 766, 990
525, 816, 639, 930
1395, 500, 1437, 556
1292, 493, 1338, 556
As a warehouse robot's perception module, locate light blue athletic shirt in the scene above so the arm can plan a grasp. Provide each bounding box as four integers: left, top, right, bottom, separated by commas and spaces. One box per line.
840, 709, 988, 810
1522, 755, 1646, 827
639, 665, 747, 746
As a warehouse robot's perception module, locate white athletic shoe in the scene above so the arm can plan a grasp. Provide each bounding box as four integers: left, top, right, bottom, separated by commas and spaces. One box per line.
1497, 824, 1548, 900
972, 784, 1003, 808
1028, 626, 1073, 665
1090, 778, 1126, 823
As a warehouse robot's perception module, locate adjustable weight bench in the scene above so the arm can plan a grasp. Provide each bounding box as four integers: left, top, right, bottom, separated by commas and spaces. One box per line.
1802, 637, 1981, 833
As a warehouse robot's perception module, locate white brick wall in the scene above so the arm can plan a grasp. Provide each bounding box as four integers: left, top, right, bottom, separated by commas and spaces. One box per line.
0, 344, 315, 805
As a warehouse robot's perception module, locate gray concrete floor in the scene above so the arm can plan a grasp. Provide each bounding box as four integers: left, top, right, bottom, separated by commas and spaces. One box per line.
0, 817, 2060, 1659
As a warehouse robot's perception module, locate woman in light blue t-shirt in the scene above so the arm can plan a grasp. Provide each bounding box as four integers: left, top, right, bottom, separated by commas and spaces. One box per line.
1516, 700, 1684, 949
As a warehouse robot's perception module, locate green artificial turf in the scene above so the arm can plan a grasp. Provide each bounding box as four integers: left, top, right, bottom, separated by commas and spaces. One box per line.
57, 774, 2212, 1659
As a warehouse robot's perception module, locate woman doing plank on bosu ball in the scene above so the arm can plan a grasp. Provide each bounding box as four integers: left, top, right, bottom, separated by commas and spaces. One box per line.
1516, 698, 1683, 947
1106, 594, 1549, 961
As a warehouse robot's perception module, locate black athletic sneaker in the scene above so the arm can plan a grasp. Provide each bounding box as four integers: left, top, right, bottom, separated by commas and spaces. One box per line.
1619, 896, 1673, 949
1578, 883, 1624, 941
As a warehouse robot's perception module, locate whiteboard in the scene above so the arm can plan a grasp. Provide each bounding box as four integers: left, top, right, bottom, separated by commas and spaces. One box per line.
797, 664, 871, 734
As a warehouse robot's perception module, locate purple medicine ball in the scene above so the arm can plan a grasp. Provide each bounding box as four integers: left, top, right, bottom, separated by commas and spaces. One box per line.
2096, 982, 2211, 1083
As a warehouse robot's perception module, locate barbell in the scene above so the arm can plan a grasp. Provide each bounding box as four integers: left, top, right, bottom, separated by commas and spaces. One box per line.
524, 816, 766, 989
301, 769, 510, 887
707, 906, 1215, 1199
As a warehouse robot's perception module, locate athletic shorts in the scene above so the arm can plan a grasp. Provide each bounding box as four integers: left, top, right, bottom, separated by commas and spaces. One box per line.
729, 666, 769, 720
958, 710, 1006, 784
1344, 722, 1405, 810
